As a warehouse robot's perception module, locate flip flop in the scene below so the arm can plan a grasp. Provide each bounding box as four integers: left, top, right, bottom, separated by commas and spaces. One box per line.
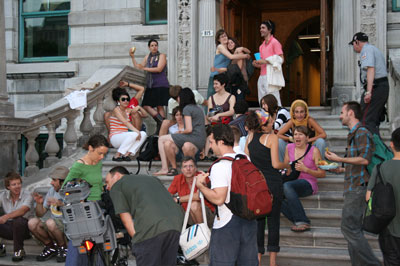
167, 168, 179, 176
291, 224, 310, 232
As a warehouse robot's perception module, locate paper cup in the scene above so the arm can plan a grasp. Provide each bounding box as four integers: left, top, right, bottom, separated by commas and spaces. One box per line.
254, 52, 261, 60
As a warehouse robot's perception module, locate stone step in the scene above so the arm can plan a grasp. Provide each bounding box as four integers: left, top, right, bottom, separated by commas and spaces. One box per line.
260, 246, 382, 266
326, 134, 391, 147
277, 227, 379, 250
301, 191, 343, 209
280, 208, 342, 228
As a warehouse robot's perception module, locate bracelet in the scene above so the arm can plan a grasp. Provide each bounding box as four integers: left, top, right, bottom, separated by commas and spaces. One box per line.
128, 82, 130, 87
365, 91, 371, 95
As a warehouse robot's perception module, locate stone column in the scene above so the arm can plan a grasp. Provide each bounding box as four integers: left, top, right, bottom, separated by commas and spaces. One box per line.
331, 0, 356, 114
198, 0, 217, 89
168, 0, 210, 90
0, 0, 14, 117
0, 1, 14, 117
168, 0, 178, 86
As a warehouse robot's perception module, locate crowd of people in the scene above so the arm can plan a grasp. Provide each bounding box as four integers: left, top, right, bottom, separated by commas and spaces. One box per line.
0, 26, 397, 266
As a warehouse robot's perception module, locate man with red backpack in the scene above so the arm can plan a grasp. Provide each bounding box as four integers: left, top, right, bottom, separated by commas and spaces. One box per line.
196, 124, 258, 265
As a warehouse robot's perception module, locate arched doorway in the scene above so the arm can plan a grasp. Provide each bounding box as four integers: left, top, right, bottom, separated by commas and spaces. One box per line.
221, 0, 333, 107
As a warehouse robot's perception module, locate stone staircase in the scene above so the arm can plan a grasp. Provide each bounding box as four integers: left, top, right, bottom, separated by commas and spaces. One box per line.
0, 107, 388, 265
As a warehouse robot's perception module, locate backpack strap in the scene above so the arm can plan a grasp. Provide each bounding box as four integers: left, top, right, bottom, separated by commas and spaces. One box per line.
207, 156, 236, 221
375, 163, 384, 184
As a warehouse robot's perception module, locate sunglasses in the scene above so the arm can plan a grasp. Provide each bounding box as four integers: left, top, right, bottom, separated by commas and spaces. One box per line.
120, 97, 130, 102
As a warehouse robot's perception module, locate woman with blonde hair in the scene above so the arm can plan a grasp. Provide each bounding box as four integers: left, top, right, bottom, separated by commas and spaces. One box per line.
277, 99, 327, 161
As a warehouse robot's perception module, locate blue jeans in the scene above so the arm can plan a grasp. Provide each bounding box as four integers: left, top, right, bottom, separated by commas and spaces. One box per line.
341, 186, 380, 266
281, 179, 313, 225
209, 215, 258, 266
278, 138, 327, 162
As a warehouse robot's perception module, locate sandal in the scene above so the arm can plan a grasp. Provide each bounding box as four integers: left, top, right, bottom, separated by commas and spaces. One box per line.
167, 168, 179, 176
122, 156, 131, 162
291, 224, 310, 232
112, 156, 124, 162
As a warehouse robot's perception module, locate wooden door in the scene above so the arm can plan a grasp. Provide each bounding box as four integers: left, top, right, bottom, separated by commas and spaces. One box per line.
222, 0, 261, 105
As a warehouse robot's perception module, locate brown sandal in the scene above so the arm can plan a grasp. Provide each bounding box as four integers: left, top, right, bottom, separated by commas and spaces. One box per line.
291, 224, 310, 232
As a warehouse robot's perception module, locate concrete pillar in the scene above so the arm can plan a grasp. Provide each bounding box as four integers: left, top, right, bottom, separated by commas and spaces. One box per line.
0, 0, 22, 178
198, 0, 217, 89
168, 0, 216, 91
0, 0, 14, 117
331, 0, 356, 114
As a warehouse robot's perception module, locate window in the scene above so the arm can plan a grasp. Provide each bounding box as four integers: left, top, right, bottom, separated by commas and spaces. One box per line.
393, 0, 400, 11
145, 0, 167, 25
19, 0, 70, 62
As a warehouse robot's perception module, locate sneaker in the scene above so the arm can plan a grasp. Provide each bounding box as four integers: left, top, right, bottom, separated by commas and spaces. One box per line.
0, 244, 6, 257
36, 246, 57, 261
12, 249, 25, 262
56, 246, 67, 263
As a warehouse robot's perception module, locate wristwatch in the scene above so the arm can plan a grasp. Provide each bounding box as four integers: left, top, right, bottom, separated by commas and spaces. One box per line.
176, 195, 180, 204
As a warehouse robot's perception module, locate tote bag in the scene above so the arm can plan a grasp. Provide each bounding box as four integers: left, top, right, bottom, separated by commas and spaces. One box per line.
179, 177, 211, 260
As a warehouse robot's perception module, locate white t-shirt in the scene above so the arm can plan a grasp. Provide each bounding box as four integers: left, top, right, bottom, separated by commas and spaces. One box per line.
233, 145, 250, 160
168, 89, 205, 115
209, 153, 235, 229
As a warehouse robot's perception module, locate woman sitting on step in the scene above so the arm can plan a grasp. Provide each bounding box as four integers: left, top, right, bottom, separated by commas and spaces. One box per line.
277, 99, 327, 161
108, 87, 147, 161
281, 126, 326, 232
155, 88, 206, 176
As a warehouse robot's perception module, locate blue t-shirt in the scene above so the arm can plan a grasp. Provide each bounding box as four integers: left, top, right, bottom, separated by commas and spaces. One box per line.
360, 43, 387, 84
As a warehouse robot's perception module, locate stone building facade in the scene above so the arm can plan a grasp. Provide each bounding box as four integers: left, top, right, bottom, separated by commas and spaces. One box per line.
1, 0, 400, 176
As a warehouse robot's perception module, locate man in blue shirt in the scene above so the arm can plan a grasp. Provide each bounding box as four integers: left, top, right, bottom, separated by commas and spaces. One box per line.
349, 32, 389, 135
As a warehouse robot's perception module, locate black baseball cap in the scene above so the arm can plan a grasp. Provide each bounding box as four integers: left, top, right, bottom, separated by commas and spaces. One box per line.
349, 32, 368, 45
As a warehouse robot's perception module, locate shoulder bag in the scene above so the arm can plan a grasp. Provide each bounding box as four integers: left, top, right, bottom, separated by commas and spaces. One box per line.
179, 177, 211, 260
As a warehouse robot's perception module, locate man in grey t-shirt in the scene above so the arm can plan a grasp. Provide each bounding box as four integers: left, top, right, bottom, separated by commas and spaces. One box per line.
349, 32, 389, 135
28, 166, 69, 262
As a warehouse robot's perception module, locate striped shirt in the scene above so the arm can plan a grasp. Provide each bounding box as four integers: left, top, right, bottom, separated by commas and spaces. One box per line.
109, 116, 128, 138
344, 123, 375, 191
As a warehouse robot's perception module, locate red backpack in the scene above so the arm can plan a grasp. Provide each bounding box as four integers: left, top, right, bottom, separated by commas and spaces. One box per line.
209, 154, 273, 220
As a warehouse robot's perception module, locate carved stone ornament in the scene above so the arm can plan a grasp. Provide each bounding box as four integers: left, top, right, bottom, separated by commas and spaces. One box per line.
360, 0, 377, 44
177, 0, 192, 87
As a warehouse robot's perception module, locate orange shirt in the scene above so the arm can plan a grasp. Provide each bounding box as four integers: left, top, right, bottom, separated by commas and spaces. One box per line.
168, 173, 215, 212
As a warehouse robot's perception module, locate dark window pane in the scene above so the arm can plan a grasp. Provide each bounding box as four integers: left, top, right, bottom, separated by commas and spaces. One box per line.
23, 16, 69, 58
48, 0, 70, 11
148, 0, 167, 21
23, 0, 70, 12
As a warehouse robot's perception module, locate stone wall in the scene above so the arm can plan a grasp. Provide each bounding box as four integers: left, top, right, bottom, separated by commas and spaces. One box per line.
4, 0, 168, 113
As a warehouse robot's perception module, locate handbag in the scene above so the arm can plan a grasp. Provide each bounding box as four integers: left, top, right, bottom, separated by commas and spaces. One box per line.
282, 144, 312, 183
362, 164, 396, 234
179, 177, 211, 260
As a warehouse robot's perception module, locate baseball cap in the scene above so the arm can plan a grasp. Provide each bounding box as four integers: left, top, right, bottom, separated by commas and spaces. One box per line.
49, 166, 69, 180
255, 109, 270, 125
349, 32, 368, 45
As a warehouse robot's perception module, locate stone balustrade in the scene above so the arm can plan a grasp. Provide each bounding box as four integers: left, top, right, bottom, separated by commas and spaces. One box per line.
19, 65, 145, 177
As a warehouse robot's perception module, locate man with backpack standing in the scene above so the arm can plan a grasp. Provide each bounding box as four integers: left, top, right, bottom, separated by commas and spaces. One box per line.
325, 101, 380, 266
196, 124, 258, 265
366, 127, 400, 265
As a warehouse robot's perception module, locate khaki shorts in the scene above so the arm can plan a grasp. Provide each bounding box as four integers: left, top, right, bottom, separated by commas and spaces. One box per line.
187, 206, 215, 229
40, 217, 65, 233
